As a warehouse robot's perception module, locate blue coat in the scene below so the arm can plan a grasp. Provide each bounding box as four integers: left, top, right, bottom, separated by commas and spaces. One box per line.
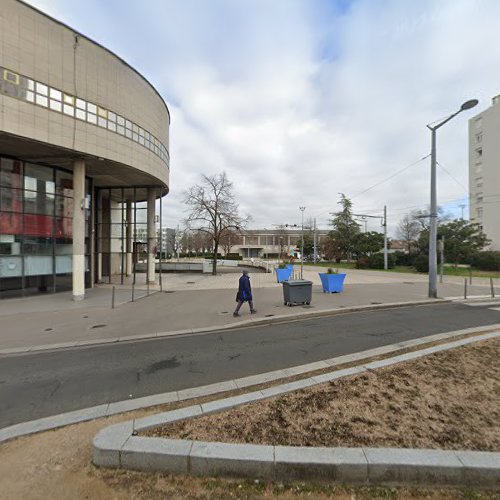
236, 274, 252, 302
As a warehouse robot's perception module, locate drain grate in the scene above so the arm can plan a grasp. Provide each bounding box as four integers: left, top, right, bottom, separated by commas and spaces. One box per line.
91, 324, 107, 329
371, 301, 382, 305
186, 282, 196, 284
264, 314, 275, 317
163, 291, 175, 293
44, 328, 53, 332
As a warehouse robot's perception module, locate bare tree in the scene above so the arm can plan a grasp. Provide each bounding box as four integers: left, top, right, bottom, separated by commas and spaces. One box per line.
396, 214, 421, 255
183, 172, 250, 275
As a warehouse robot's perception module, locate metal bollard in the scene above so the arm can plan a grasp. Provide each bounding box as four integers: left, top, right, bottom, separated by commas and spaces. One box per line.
491, 277, 495, 298
464, 278, 467, 300
147, 280, 150, 296
469, 268, 472, 285
131, 282, 135, 302
112, 285, 116, 309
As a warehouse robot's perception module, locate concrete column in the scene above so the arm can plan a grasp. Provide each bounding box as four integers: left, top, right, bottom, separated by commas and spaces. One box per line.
96, 190, 103, 283
126, 201, 133, 276
147, 188, 156, 284
72, 160, 86, 301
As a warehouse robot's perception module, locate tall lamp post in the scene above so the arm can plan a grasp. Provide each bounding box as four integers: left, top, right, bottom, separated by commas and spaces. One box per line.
427, 99, 478, 298
299, 206, 306, 279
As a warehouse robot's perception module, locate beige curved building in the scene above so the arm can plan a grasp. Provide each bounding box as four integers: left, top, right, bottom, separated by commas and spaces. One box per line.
0, 0, 170, 299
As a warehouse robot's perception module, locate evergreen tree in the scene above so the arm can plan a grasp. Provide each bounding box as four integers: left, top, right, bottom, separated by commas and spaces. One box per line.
327, 193, 361, 261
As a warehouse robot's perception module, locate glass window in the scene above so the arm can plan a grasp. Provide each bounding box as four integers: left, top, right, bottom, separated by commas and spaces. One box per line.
97, 107, 107, 118
125, 119, 132, 130
117, 115, 125, 126
36, 94, 48, 107
26, 90, 35, 102
0, 158, 23, 188
26, 78, 35, 91
132, 123, 138, 133
56, 170, 73, 196
98, 117, 107, 128
50, 99, 62, 112
139, 136, 145, 145
63, 104, 74, 116
76, 98, 86, 110
108, 111, 116, 122
0, 187, 23, 212
125, 128, 132, 139
49, 88, 62, 100
87, 102, 97, 114
63, 94, 74, 105
23, 236, 53, 255
87, 113, 97, 125
139, 127, 144, 137
23, 213, 53, 236
75, 108, 86, 121
133, 132, 139, 142
36, 82, 48, 96
108, 122, 116, 132
117, 125, 125, 135
55, 196, 73, 217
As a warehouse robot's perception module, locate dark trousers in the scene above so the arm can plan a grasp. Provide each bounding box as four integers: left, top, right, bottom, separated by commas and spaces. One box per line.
234, 300, 254, 313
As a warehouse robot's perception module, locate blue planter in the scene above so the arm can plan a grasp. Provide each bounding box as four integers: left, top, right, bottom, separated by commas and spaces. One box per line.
319, 273, 346, 293
275, 267, 292, 283
286, 264, 294, 270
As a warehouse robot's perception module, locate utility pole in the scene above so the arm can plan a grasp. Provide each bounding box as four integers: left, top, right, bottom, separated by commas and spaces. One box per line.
439, 235, 445, 283
383, 205, 388, 271
299, 207, 306, 279
459, 204, 466, 219
352, 208, 388, 270
313, 218, 317, 263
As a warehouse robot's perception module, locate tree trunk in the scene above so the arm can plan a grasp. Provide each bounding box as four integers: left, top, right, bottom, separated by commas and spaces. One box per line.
213, 241, 219, 275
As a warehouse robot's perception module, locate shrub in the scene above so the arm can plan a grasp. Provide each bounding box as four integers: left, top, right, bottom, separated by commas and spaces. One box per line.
367, 253, 395, 269
327, 267, 338, 274
225, 253, 243, 261
393, 251, 412, 266
355, 257, 369, 269
471, 251, 500, 271
278, 263, 287, 269
413, 254, 429, 273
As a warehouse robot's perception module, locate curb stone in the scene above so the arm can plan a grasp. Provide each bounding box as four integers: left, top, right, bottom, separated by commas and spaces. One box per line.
92, 330, 500, 487
1, 324, 499, 445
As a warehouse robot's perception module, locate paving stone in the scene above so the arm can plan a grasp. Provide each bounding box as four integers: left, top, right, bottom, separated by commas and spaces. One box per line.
121, 437, 193, 472
190, 441, 274, 479
201, 391, 264, 415
259, 378, 316, 398
134, 405, 203, 432
364, 448, 464, 486
92, 421, 134, 468
106, 391, 179, 416
177, 380, 238, 400
274, 446, 367, 482
455, 450, 500, 488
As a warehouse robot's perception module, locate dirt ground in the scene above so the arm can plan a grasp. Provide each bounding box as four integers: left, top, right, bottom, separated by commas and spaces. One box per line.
0, 339, 499, 500
147, 338, 500, 451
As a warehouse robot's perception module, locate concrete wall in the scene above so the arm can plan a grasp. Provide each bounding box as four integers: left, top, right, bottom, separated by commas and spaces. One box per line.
0, 0, 169, 189
469, 98, 500, 250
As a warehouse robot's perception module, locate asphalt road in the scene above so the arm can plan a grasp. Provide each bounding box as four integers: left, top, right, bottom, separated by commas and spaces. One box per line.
1, 302, 499, 428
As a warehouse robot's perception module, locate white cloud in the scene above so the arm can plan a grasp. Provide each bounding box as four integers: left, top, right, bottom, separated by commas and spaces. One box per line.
24, 0, 500, 234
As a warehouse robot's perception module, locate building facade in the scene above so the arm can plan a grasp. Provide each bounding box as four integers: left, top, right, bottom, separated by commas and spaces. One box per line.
468, 96, 500, 250
0, 0, 170, 299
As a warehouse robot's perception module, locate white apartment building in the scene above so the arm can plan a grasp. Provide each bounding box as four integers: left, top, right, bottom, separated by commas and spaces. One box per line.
469, 96, 500, 250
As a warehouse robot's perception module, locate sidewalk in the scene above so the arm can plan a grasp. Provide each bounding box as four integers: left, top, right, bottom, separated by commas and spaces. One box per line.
0, 266, 497, 352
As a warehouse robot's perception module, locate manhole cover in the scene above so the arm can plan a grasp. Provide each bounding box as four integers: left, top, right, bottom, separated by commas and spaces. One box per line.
82, 315, 88, 318
91, 324, 107, 329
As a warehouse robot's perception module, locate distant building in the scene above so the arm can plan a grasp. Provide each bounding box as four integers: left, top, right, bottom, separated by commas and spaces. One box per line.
230, 229, 329, 259
468, 96, 500, 250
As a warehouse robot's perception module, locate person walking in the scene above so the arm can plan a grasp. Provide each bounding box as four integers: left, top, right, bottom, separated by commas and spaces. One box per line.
233, 269, 257, 317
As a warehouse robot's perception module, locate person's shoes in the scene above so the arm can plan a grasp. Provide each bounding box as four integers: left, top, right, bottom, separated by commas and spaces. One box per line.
233, 312, 240, 317
250, 309, 257, 314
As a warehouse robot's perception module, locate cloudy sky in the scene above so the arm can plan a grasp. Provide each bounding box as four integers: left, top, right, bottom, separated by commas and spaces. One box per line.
26, 0, 500, 235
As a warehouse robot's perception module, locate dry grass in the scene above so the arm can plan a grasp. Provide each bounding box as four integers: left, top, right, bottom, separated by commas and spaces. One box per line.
146, 338, 500, 451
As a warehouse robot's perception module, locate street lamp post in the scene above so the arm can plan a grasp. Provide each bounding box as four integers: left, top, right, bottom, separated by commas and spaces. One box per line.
299, 206, 306, 279
427, 99, 478, 298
